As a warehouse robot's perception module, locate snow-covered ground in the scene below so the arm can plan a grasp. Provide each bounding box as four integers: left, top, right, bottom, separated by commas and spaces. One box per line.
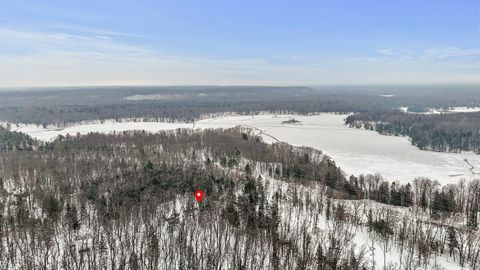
453, 107, 480, 112
6, 114, 480, 184
400, 106, 480, 114
433, 106, 480, 113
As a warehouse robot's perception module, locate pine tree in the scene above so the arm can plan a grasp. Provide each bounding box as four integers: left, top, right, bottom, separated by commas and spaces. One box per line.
421, 189, 428, 210
349, 249, 359, 270
65, 203, 80, 231
245, 163, 252, 175
467, 202, 478, 229
403, 183, 413, 207
448, 226, 459, 256
316, 245, 325, 270
326, 172, 336, 188
367, 209, 373, 232
271, 192, 280, 270
326, 198, 331, 221
223, 201, 240, 227
129, 252, 139, 270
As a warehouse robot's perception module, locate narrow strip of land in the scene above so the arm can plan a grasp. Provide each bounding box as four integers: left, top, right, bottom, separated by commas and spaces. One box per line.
244, 125, 281, 142
464, 158, 478, 175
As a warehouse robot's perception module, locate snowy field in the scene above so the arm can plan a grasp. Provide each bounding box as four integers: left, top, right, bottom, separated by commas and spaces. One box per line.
400, 106, 480, 114
7, 114, 480, 184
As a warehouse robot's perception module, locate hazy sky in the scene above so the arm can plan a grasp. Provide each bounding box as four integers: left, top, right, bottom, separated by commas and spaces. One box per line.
0, 0, 479, 87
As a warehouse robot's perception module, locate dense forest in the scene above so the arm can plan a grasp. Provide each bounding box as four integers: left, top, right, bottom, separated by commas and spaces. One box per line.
0, 128, 479, 269
346, 111, 480, 154
1, 85, 479, 125
0, 125, 36, 152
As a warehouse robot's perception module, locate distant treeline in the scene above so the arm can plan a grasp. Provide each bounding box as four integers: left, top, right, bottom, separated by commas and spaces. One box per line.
346, 111, 480, 154
1, 85, 479, 125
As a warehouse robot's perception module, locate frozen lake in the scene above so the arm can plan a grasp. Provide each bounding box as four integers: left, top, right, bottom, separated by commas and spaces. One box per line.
8, 114, 480, 184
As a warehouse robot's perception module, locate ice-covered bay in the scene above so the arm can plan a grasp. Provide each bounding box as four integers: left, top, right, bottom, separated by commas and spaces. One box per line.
9, 114, 480, 184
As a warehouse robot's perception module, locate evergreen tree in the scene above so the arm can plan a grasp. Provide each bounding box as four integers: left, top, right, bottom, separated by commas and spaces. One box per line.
421, 189, 428, 210
65, 203, 80, 231
326, 172, 336, 188
403, 183, 413, 207
448, 226, 459, 256
316, 245, 325, 270
367, 209, 373, 232
245, 163, 252, 176
326, 198, 331, 221
270, 192, 280, 270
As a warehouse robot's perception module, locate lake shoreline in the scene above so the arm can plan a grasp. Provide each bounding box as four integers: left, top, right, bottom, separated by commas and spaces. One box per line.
5, 113, 480, 184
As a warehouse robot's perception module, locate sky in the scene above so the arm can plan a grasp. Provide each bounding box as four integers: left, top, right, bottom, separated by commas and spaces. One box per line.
0, 0, 479, 87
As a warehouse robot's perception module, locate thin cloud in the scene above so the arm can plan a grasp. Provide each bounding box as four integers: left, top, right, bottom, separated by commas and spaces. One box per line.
0, 26, 479, 86
50, 24, 150, 38
0, 27, 154, 57
423, 47, 480, 59
377, 49, 396, 56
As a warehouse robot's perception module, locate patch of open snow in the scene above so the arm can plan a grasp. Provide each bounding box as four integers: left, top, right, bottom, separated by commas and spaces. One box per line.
405, 106, 480, 114
442, 106, 480, 113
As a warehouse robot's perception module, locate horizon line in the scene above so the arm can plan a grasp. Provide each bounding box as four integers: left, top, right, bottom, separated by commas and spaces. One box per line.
1, 82, 479, 90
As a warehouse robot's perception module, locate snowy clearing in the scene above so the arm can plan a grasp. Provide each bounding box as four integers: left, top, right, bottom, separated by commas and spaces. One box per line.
401, 106, 480, 114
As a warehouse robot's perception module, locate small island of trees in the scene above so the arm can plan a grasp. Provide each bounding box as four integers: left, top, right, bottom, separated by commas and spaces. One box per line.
282, 118, 301, 124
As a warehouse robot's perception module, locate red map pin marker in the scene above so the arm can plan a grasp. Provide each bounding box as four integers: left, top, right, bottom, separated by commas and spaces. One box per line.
194, 190, 204, 203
